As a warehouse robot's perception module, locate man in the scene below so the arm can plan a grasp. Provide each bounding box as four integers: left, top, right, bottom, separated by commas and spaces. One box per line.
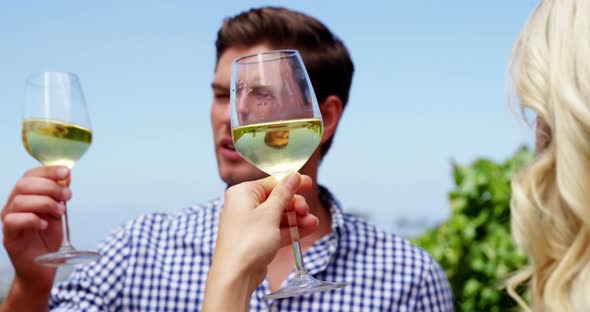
1, 7, 453, 311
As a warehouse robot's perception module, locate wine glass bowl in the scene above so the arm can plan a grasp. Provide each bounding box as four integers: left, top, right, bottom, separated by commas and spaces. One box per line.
22, 118, 92, 169
230, 50, 346, 299
231, 50, 323, 180
22, 71, 101, 266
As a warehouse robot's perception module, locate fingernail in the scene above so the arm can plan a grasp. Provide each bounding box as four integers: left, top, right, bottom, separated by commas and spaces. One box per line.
283, 172, 300, 192
62, 188, 71, 199
57, 167, 69, 179
40, 220, 48, 230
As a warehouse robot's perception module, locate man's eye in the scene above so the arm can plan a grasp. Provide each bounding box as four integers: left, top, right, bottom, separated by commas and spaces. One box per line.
214, 93, 229, 99
252, 89, 274, 99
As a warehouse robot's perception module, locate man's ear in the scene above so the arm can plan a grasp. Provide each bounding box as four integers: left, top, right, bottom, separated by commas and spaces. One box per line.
319, 95, 344, 145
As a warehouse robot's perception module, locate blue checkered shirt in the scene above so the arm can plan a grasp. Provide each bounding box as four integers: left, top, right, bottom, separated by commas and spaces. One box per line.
49, 186, 453, 311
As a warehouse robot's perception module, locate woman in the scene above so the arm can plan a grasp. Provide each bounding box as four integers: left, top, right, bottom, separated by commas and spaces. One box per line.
202, 173, 319, 311
507, 0, 590, 310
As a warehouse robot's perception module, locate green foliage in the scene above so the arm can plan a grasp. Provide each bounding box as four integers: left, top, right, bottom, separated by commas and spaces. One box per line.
413, 146, 534, 311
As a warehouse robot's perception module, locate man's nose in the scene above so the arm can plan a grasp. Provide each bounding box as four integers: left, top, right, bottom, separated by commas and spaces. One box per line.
238, 107, 250, 124
236, 95, 251, 124
220, 100, 232, 124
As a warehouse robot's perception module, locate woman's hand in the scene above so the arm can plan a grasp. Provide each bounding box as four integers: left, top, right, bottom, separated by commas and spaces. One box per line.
203, 173, 318, 311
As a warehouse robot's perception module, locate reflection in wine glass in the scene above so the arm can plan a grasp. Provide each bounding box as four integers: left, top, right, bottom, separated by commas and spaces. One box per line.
22, 71, 101, 267
230, 50, 346, 300
265, 129, 290, 149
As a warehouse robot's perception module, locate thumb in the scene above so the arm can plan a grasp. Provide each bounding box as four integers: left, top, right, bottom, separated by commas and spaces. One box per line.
262, 173, 301, 222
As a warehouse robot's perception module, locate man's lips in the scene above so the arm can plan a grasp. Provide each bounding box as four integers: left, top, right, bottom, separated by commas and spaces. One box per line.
219, 137, 243, 161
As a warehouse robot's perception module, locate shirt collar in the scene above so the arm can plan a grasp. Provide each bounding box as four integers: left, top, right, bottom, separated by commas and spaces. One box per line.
302, 185, 344, 276
318, 185, 346, 233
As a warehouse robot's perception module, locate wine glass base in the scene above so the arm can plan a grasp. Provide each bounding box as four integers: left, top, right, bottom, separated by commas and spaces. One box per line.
262, 274, 347, 300
35, 249, 101, 267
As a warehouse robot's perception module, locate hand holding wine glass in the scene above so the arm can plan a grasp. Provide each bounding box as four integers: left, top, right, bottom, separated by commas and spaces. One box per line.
18, 71, 100, 266
1, 165, 72, 296
230, 50, 346, 300
204, 173, 321, 311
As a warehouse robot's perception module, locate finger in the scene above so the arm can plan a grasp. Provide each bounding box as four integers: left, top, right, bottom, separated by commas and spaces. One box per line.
2, 212, 49, 239
248, 175, 281, 194
297, 214, 320, 238
261, 173, 301, 221
8, 195, 65, 219
249, 174, 311, 196
280, 213, 319, 230
23, 166, 70, 181
6, 166, 70, 204
278, 195, 309, 225
14, 177, 71, 202
235, 175, 311, 208
279, 214, 319, 247
299, 175, 313, 192
224, 178, 272, 209
292, 195, 308, 214
254, 175, 311, 208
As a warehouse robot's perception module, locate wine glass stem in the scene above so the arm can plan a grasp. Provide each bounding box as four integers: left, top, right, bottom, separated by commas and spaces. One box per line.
60, 201, 74, 250
287, 211, 308, 276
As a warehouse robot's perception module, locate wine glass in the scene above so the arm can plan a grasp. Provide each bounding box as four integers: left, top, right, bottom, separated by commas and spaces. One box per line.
230, 50, 347, 299
22, 71, 101, 266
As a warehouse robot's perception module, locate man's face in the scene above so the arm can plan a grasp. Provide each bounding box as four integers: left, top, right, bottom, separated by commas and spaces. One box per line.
234, 55, 311, 125
210, 44, 273, 186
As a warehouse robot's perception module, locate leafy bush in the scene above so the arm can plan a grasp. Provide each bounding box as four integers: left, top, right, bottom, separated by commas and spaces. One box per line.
413, 146, 534, 311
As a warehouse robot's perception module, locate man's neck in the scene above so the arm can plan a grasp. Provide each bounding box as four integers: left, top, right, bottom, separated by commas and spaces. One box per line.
297, 183, 332, 240
297, 151, 331, 236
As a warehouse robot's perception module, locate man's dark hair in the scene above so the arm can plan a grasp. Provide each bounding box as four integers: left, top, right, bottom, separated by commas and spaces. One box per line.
215, 6, 354, 158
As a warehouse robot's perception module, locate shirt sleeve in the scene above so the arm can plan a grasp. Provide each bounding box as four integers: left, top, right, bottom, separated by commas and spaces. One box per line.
49, 225, 131, 312
415, 259, 454, 312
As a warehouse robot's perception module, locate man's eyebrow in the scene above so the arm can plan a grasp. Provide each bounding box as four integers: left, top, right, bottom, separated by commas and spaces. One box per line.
250, 83, 272, 89
211, 82, 229, 92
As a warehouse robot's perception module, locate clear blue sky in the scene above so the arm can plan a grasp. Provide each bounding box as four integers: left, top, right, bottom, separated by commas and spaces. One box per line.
0, 0, 538, 271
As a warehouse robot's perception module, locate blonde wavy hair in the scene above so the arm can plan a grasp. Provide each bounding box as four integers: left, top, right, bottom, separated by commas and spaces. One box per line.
507, 0, 590, 311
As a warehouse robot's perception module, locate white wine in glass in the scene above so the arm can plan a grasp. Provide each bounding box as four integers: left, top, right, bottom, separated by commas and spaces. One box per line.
23, 71, 101, 266
22, 119, 92, 168
230, 50, 346, 300
232, 118, 323, 180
